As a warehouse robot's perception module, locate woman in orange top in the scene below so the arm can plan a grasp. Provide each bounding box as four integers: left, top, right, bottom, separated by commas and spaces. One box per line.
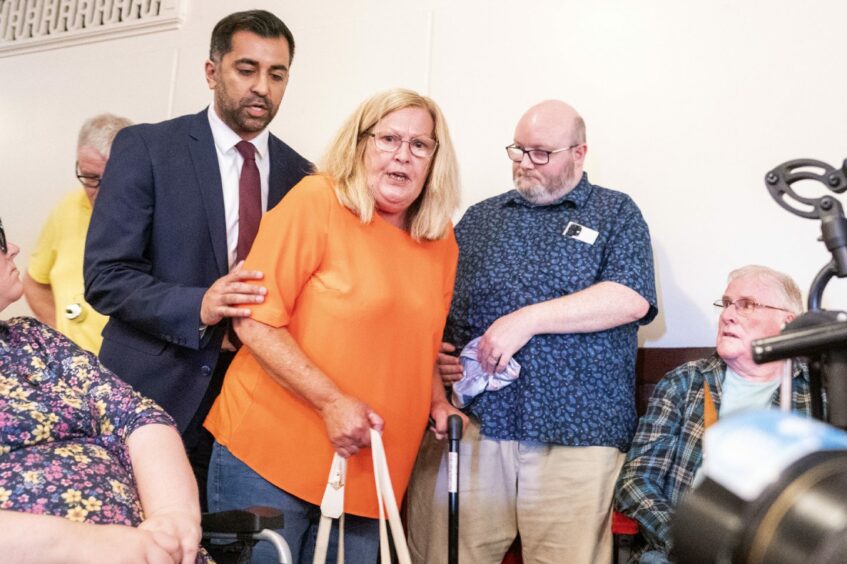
205, 88, 466, 562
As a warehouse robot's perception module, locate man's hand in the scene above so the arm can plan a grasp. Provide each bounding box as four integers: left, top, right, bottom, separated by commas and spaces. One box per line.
139, 511, 201, 564
200, 261, 266, 326
429, 397, 468, 440
437, 342, 463, 385
477, 307, 536, 374
319, 394, 384, 458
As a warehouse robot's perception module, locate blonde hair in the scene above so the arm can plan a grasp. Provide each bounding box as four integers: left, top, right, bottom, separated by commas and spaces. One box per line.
319, 88, 460, 241
728, 265, 804, 314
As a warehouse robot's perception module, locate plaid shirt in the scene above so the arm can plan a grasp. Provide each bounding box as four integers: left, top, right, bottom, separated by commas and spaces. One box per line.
614, 353, 811, 556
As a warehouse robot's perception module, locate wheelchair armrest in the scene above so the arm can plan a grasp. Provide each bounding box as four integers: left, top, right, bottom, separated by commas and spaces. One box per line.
202, 506, 284, 534
612, 511, 641, 564
612, 511, 639, 535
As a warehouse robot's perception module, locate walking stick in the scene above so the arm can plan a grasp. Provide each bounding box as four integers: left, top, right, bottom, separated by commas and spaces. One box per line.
447, 414, 463, 564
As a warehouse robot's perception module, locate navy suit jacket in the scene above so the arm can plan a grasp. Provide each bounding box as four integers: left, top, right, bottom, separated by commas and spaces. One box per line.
84, 109, 311, 431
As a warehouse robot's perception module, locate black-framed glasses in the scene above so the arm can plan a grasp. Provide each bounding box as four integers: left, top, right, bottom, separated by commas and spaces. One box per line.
713, 297, 792, 317
75, 162, 102, 188
506, 143, 579, 165
366, 132, 438, 158
0, 217, 6, 255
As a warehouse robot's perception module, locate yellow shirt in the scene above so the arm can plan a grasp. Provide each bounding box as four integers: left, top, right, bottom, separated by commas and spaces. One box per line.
28, 189, 108, 353
206, 175, 458, 517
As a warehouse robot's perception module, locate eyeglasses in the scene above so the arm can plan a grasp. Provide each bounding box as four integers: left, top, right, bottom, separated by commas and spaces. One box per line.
366, 132, 438, 158
505, 143, 579, 165
713, 298, 792, 317
76, 162, 102, 188
0, 218, 6, 254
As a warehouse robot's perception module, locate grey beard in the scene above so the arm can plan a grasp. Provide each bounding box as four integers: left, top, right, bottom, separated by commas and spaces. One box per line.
514, 178, 572, 205
514, 181, 549, 203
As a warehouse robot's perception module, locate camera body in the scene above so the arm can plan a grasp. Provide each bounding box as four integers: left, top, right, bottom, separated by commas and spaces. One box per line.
672, 412, 847, 563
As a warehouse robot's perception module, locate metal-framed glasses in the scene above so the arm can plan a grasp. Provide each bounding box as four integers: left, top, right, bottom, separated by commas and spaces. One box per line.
76, 162, 102, 188
712, 297, 792, 317
366, 132, 438, 158
0, 217, 6, 254
505, 143, 579, 165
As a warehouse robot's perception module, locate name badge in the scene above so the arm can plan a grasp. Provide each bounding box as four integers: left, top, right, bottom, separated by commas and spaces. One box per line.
563, 221, 598, 245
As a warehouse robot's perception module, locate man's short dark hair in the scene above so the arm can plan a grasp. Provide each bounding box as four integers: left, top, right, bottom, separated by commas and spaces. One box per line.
209, 10, 295, 63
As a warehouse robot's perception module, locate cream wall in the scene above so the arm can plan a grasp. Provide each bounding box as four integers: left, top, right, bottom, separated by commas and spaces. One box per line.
3, 0, 846, 346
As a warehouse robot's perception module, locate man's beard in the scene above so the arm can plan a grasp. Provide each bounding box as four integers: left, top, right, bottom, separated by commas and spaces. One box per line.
216, 89, 276, 135
513, 160, 575, 204
514, 178, 553, 203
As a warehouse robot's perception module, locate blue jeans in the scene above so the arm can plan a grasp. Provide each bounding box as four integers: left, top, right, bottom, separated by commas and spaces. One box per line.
208, 441, 380, 563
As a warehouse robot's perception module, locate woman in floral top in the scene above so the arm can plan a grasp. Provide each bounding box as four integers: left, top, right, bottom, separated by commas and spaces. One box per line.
0, 220, 205, 562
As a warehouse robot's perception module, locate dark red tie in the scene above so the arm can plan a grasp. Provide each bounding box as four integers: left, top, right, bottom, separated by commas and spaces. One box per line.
235, 141, 261, 261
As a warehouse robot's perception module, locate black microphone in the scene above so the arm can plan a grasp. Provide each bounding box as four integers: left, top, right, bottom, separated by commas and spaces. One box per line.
752, 311, 847, 364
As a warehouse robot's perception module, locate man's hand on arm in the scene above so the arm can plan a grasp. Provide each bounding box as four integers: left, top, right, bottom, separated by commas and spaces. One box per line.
437, 342, 463, 385
200, 262, 267, 326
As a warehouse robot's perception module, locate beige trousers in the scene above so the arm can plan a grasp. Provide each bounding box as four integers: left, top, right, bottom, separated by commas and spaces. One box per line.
406, 420, 623, 564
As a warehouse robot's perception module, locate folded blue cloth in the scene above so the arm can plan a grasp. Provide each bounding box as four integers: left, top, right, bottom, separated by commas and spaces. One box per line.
451, 336, 521, 408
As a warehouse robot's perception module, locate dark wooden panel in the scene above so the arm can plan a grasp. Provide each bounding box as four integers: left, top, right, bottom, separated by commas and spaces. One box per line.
635, 347, 715, 415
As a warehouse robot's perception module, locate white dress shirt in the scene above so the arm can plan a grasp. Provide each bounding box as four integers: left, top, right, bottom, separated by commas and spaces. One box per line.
207, 106, 271, 270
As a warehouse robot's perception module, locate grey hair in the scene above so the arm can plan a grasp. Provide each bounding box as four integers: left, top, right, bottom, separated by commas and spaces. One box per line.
77, 113, 132, 158
728, 265, 803, 314
573, 114, 586, 144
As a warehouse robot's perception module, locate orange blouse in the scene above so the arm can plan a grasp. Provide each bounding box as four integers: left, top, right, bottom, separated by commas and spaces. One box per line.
205, 175, 458, 518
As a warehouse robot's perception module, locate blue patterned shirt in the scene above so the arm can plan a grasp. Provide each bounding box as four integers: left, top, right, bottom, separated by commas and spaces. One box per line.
614, 355, 812, 557
446, 174, 658, 449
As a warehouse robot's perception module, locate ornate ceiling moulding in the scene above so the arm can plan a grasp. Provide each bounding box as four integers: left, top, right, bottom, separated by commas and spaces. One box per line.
0, 0, 188, 58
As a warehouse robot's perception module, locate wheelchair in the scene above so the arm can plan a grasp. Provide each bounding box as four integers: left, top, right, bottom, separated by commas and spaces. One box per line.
202, 506, 292, 564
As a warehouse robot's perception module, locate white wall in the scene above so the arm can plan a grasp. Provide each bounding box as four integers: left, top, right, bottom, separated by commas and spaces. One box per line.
3, 0, 846, 346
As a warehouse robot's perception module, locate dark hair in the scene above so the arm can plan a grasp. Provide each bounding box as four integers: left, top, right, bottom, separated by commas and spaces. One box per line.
209, 10, 295, 63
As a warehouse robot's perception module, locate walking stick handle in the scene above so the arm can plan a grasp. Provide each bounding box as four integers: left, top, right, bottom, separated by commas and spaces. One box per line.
447, 414, 463, 564
448, 414, 463, 446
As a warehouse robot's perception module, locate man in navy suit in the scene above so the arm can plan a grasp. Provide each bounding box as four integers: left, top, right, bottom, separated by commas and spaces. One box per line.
84, 10, 311, 505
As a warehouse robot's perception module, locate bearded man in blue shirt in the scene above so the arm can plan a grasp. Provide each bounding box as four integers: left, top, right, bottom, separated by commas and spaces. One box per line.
408, 100, 658, 564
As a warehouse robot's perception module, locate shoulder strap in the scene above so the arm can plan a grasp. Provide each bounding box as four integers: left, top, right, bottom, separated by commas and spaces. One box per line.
313, 431, 412, 564
703, 379, 718, 429
314, 455, 346, 564
371, 429, 411, 564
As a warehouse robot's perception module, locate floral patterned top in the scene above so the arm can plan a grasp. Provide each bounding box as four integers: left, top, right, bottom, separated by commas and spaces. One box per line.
0, 316, 175, 525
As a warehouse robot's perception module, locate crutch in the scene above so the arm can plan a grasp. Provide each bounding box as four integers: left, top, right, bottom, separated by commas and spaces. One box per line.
447, 414, 464, 564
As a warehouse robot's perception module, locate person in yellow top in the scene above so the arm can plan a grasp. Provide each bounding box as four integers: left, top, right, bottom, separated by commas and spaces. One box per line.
205, 88, 466, 562
24, 113, 132, 353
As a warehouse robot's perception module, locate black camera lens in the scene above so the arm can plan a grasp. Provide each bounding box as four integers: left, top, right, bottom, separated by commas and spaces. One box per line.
673, 450, 847, 564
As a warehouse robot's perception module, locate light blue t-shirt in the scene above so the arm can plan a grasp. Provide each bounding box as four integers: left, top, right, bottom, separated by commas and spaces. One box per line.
693, 367, 780, 487
719, 367, 780, 418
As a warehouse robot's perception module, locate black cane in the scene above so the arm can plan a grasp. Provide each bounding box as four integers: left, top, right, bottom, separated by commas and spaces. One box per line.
447, 414, 463, 564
